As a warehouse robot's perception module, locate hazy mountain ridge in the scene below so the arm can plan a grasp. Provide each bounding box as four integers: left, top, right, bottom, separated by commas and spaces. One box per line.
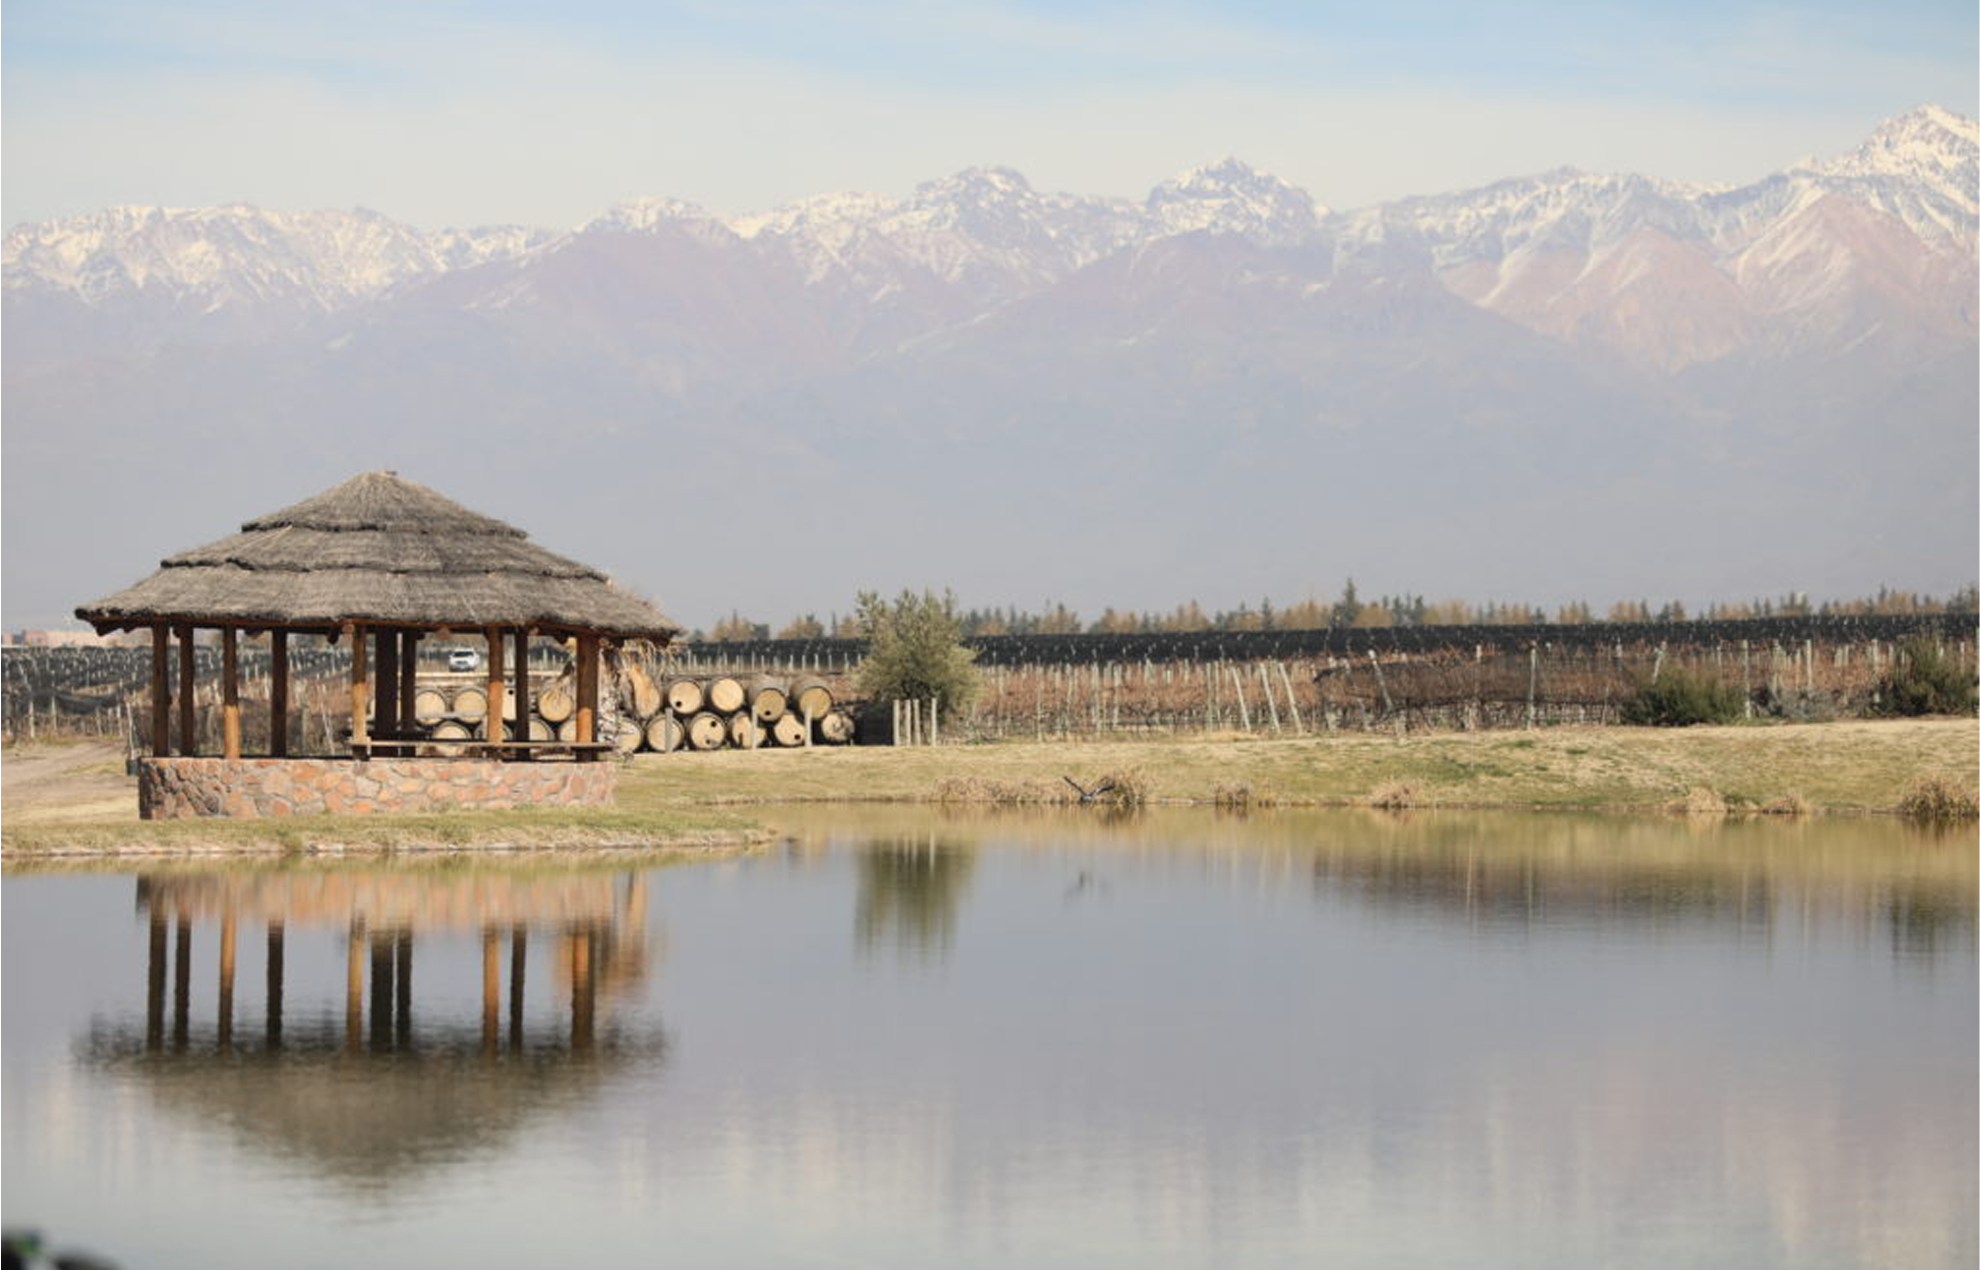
2, 108, 1973, 629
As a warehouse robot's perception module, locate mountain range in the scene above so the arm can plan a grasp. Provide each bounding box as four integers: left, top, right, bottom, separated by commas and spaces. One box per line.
4, 106, 1975, 629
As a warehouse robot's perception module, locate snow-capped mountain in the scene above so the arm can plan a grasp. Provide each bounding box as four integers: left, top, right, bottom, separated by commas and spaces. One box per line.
1147, 158, 1326, 246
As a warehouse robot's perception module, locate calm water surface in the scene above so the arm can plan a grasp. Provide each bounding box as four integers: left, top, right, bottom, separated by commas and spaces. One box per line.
3, 808, 1974, 1269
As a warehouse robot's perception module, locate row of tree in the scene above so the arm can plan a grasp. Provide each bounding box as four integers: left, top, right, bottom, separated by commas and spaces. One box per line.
693, 582, 1980, 643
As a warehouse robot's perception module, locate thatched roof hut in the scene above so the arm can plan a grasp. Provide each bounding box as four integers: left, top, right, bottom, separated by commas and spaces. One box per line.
77, 470, 677, 639
77, 471, 678, 765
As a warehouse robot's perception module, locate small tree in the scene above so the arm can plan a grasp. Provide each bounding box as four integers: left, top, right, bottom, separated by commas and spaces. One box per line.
854, 589, 980, 722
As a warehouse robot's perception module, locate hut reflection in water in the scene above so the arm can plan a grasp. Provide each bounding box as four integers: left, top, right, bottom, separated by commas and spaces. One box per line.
88, 869, 665, 1186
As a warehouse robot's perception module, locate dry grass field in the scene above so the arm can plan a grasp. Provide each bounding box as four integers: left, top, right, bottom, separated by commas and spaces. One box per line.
4, 718, 1973, 856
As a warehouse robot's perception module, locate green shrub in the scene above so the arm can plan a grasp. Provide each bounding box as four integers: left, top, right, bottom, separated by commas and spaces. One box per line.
1620, 669, 1744, 727
853, 589, 981, 723
1873, 636, 1977, 717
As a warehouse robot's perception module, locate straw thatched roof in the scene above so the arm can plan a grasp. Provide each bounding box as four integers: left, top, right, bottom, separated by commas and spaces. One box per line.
76, 471, 680, 640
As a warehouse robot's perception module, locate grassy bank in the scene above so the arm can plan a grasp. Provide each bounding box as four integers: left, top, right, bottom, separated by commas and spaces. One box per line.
617, 718, 1978, 815
3, 719, 1973, 857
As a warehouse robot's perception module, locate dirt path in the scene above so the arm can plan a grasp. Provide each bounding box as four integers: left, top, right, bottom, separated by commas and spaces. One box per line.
2, 741, 137, 823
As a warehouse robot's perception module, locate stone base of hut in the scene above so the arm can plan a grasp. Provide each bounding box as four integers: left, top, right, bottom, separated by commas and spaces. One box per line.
138, 757, 617, 820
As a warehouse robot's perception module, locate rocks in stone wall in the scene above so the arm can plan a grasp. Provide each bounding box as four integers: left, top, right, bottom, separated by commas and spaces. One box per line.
138, 757, 617, 820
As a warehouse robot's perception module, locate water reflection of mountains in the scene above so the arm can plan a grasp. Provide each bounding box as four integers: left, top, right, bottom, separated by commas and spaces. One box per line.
76, 866, 667, 1189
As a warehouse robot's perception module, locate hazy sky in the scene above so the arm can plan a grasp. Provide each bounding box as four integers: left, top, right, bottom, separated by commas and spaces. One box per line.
5, 0, 1976, 229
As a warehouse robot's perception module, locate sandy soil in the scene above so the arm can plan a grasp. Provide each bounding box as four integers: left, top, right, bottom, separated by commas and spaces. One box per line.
2, 741, 139, 822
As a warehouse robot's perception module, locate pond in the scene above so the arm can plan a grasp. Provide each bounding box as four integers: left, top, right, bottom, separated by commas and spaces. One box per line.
3, 808, 1974, 1269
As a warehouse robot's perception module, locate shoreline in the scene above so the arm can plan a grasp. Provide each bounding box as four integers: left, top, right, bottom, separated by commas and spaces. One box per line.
4, 718, 1974, 858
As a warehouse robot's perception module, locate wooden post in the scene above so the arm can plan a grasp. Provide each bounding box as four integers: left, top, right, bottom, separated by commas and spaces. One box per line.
1276, 661, 1305, 734
270, 631, 290, 758
1257, 663, 1281, 733
575, 634, 599, 759
173, 917, 191, 1051
1228, 664, 1252, 732
399, 631, 420, 732
150, 625, 171, 757
347, 623, 369, 750
485, 628, 506, 747
509, 927, 527, 1052
221, 627, 242, 761
375, 629, 400, 745
513, 628, 530, 755
146, 910, 167, 1051
177, 624, 197, 755
346, 919, 365, 1054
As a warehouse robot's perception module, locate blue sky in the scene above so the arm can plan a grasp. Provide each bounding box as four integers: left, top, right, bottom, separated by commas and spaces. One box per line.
5, 0, 1976, 227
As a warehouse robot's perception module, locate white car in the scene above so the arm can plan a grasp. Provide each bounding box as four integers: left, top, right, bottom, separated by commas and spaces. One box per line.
447, 648, 481, 672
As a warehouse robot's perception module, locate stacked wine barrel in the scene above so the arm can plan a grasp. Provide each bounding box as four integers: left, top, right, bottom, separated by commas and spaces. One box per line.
404, 674, 855, 755
624, 674, 855, 753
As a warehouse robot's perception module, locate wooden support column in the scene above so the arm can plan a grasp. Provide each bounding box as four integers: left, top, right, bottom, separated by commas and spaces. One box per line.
575, 633, 600, 760
221, 627, 242, 761
514, 627, 530, 755
177, 624, 196, 756
486, 628, 507, 746
150, 626, 171, 758
375, 628, 400, 748
270, 631, 290, 758
399, 631, 420, 731
347, 623, 369, 751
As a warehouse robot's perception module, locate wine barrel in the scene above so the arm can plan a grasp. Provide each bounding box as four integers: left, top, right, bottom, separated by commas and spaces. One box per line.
555, 718, 577, 743
611, 721, 643, 756
453, 686, 488, 721
791, 676, 833, 720
818, 709, 855, 744
413, 686, 450, 724
727, 713, 761, 749
430, 720, 473, 757
646, 713, 685, 753
749, 677, 789, 724
666, 678, 704, 715
686, 711, 726, 751
529, 716, 554, 742
537, 684, 575, 723
706, 676, 746, 714
770, 712, 808, 747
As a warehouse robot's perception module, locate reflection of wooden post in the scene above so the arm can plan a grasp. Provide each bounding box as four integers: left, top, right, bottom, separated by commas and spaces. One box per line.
345, 919, 365, 1054
369, 930, 393, 1051
266, 921, 285, 1050
347, 623, 369, 750
509, 927, 528, 1052
270, 631, 290, 758
571, 931, 595, 1052
172, 918, 191, 1050
394, 929, 413, 1050
178, 624, 197, 756
217, 911, 237, 1052
146, 911, 167, 1051
150, 626, 172, 757
221, 628, 242, 762
376, 629, 400, 749
486, 628, 506, 747
482, 928, 501, 1056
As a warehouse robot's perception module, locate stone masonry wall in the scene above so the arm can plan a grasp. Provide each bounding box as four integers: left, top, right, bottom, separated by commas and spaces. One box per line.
139, 757, 617, 820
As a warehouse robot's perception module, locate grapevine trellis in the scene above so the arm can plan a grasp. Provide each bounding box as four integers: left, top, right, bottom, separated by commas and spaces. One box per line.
8, 613, 1974, 745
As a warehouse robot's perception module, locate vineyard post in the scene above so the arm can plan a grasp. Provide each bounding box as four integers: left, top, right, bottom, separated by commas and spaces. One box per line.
930, 696, 939, 747
1526, 645, 1537, 730
891, 698, 900, 747
1228, 664, 1252, 732
1276, 661, 1305, 734
1369, 651, 1395, 718
1256, 663, 1281, 733
1804, 639, 1814, 695
1742, 641, 1752, 719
